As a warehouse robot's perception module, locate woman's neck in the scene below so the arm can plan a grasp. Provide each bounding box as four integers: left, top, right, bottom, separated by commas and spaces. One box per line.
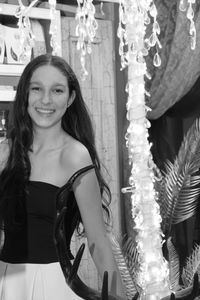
32, 127, 68, 153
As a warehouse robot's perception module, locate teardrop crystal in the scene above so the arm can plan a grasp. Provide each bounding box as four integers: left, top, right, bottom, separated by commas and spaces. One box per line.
153, 52, 161, 67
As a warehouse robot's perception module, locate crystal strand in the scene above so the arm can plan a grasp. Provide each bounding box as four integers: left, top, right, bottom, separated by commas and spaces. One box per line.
187, 0, 196, 50
49, 0, 60, 55
75, 0, 98, 80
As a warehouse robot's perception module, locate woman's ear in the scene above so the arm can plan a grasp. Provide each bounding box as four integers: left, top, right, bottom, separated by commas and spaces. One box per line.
67, 90, 76, 108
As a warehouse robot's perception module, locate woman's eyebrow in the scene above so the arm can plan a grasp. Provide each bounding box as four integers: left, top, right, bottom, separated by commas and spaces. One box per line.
29, 81, 66, 87
29, 81, 40, 85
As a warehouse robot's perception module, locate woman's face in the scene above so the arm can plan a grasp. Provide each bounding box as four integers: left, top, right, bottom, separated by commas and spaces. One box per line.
28, 65, 71, 131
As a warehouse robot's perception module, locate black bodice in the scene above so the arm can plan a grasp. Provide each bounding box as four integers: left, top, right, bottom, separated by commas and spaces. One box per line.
0, 165, 94, 264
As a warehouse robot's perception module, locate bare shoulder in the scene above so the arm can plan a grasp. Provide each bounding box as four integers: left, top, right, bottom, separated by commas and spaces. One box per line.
0, 141, 9, 172
61, 137, 93, 173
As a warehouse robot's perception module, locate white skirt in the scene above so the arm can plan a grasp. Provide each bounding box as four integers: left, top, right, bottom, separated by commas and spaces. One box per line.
0, 260, 84, 300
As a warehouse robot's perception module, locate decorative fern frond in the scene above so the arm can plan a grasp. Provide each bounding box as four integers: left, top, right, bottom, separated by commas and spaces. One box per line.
167, 237, 181, 292
159, 118, 200, 235
182, 244, 200, 288
178, 119, 200, 175
122, 237, 140, 285
109, 235, 138, 300
171, 185, 200, 224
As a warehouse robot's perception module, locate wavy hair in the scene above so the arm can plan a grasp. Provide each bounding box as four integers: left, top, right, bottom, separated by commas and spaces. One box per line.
0, 54, 111, 230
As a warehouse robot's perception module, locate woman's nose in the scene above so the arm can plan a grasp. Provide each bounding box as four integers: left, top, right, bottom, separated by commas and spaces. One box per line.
41, 91, 52, 104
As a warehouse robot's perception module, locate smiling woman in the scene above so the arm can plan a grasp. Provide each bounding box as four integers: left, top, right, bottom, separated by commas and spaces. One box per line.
0, 54, 126, 300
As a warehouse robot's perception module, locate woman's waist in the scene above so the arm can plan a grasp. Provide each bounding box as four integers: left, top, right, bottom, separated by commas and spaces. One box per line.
1, 225, 58, 263
0, 241, 59, 263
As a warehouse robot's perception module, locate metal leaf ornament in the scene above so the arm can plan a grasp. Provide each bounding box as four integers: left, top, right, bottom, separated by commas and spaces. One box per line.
166, 237, 180, 292
110, 235, 140, 300
182, 243, 200, 288
160, 272, 200, 299
158, 117, 200, 236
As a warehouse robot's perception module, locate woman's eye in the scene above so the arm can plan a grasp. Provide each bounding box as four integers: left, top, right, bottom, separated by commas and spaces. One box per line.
53, 89, 64, 94
30, 86, 40, 92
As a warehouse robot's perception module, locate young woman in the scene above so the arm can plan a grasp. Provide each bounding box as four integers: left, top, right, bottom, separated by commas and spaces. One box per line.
0, 54, 125, 300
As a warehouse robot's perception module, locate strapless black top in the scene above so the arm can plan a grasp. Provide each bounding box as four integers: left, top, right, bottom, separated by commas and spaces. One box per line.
0, 165, 95, 264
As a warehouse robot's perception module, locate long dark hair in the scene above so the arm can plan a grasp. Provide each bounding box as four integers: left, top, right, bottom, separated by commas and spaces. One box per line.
0, 54, 111, 229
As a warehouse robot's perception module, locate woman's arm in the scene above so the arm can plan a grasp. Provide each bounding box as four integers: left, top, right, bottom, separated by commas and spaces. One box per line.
72, 150, 126, 299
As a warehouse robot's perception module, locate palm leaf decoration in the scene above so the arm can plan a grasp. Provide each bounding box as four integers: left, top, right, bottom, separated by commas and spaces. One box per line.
122, 237, 141, 292
158, 117, 200, 235
110, 235, 140, 299
167, 237, 181, 292
181, 244, 200, 288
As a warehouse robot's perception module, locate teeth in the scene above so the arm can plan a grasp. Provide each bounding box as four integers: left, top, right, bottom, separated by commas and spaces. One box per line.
36, 108, 55, 113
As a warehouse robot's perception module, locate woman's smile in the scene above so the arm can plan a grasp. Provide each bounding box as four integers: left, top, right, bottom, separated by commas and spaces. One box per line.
35, 107, 56, 115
